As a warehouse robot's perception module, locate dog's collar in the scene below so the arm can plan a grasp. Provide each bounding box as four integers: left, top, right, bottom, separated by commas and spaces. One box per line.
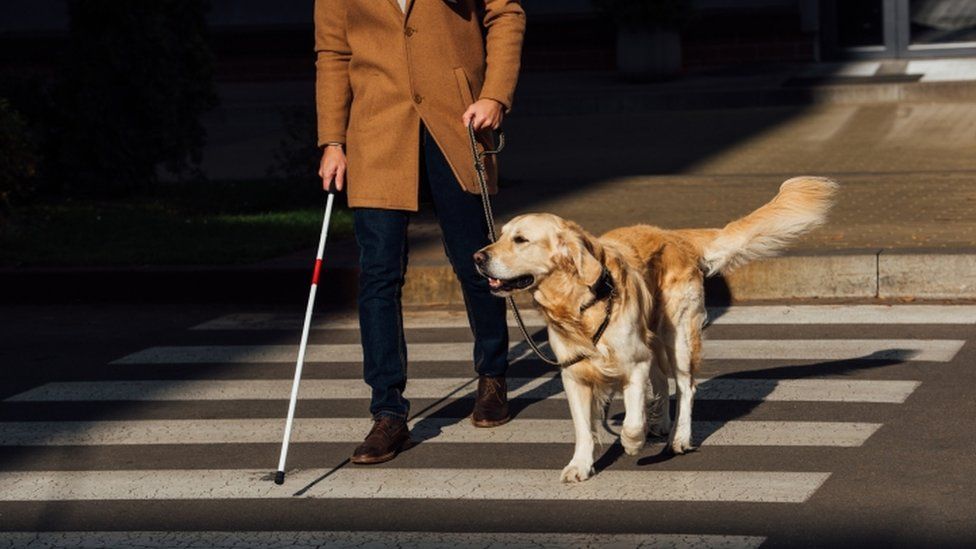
580, 265, 616, 313
562, 265, 616, 367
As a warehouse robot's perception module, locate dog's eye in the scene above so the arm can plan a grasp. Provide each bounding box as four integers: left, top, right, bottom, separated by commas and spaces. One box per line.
513, 235, 529, 244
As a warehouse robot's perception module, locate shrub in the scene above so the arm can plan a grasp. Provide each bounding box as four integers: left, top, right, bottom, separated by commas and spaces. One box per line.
50, 0, 218, 197
0, 98, 38, 220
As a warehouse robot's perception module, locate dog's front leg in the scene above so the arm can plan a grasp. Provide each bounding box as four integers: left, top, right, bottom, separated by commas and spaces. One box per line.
560, 370, 595, 483
620, 363, 649, 455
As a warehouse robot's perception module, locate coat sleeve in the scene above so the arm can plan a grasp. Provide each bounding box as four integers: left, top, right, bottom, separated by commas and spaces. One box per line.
479, 0, 526, 112
314, 0, 352, 146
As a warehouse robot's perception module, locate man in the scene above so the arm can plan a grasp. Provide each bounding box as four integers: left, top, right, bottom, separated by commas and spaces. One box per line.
314, 0, 526, 464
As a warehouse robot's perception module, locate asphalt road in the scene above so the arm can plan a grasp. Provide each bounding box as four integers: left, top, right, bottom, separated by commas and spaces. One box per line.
1, 302, 975, 548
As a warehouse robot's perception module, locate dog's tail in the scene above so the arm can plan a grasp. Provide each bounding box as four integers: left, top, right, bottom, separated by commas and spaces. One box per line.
684, 176, 838, 276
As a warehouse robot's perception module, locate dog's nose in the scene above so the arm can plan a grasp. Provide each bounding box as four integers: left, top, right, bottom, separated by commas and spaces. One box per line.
473, 251, 488, 266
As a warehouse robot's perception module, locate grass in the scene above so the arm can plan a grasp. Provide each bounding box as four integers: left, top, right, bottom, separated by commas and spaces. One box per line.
0, 179, 353, 267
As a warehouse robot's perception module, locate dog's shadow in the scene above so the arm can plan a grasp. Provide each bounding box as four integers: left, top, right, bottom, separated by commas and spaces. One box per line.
590, 348, 918, 471
405, 344, 918, 474
309, 331, 917, 483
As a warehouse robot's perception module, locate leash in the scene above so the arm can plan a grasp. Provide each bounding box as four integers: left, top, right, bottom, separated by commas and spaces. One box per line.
467, 122, 613, 368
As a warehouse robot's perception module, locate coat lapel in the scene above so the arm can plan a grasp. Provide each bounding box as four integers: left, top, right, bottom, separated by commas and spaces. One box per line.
384, 0, 416, 22
385, 0, 404, 16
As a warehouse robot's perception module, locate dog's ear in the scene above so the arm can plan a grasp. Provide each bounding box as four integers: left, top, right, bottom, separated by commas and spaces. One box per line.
556, 221, 602, 280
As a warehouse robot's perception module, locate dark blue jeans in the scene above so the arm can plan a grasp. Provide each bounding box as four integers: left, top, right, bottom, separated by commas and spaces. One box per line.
354, 127, 509, 420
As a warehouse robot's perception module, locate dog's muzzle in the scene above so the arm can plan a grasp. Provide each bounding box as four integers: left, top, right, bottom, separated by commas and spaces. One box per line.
473, 251, 535, 293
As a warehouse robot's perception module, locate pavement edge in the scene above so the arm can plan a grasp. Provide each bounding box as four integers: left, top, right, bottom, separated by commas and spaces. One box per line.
3, 250, 975, 304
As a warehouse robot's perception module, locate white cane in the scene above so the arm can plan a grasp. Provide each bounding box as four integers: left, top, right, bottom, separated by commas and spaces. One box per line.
274, 191, 336, 485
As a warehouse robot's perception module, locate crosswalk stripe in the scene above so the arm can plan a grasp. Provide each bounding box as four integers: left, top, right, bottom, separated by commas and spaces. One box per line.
0, 419, 881, 447
109, 339, 965, 364
193, 311, 546, 330
6, 377, 921, 403
0, 469, 830, 502
193, 305, 976, 330
707, 305, 976, 325
3, 311, 950, 532
0, 531, 768, 549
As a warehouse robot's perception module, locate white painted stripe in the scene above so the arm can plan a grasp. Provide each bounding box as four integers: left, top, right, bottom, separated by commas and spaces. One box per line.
0, 469, 830, 502
0, 419, 880, 447
0, 531, 767, 549
695, 379, 920, 403
691, 420, 879, 447
6, 377, 921, 403
707, 305, 976, 325
194, 305, 976, 330
193, 310, 548, 330
701, 340, 963, 362
110, 339, 965, 364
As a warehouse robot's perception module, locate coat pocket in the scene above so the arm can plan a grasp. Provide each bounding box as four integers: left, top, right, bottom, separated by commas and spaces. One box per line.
453, 67, 476, 109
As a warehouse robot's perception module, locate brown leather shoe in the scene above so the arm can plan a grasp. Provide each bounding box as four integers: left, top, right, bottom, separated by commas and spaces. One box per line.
471, 375, 511, 428
351, 415, 410, 465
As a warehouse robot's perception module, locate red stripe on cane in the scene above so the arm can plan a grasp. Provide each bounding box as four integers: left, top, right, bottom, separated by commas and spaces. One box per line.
311, 258, 323, 285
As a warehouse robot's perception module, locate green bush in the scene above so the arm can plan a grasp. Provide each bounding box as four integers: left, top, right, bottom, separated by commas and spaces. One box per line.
50, 0, 218, 197
0, 99, 38, 220
592, 0, 694, 30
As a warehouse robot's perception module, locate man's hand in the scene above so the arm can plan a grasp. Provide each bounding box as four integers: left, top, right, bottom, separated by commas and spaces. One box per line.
462, 98, 505, 130
319, 145, 346, 192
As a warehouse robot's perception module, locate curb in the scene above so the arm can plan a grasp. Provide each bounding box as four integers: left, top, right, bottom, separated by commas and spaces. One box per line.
399, 250, 976, 304
878, 251, 976, 300
3, 250, 974, 305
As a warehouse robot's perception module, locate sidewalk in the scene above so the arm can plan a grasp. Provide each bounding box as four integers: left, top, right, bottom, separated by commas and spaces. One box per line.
4, 61, 976, 304
194, 59, 976, 181
284, 68, 976, 305
513, 59, 976, 115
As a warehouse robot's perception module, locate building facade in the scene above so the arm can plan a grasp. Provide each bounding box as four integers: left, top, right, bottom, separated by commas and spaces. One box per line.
2, 0, 974, 71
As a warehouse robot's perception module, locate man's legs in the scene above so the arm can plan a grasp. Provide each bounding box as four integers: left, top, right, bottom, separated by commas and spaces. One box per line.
353, 208, 411, 420
350, 208, 413, 464
420, 127, 510, 425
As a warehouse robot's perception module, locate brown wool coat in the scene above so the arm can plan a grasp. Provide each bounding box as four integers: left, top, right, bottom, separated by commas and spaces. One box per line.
314, 0, 526, 211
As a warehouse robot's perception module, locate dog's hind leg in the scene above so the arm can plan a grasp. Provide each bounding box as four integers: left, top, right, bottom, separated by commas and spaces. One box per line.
560, 370, 596, 483
648, 342, 672, 438
620, 363, 649, 455
592, 386, 612, 447
667, 289, 704, 455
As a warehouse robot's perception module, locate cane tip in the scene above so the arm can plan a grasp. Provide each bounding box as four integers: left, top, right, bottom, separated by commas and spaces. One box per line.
274, 471, 285, 485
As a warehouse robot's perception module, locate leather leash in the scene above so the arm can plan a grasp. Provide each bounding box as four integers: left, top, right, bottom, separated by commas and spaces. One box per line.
467, 122, 614, 368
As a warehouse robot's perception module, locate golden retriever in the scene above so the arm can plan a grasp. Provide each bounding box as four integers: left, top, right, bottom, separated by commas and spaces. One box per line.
473, 177, 838, 482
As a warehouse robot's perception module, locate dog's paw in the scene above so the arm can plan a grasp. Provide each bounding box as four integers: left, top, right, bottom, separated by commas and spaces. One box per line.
560, 462, 594, 483
620, 426, 646, 456
668, 437, 696, 455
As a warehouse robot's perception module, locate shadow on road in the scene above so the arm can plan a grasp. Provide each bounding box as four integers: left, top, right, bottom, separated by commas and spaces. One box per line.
622, 348, 920, 469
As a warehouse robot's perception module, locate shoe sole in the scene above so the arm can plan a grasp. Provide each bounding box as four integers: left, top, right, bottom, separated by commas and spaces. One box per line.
471, 415, 512, 428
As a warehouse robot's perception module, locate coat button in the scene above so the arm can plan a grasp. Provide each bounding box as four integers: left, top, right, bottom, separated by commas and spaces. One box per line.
413, 94, 423, 104
405, 27, 416, 37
